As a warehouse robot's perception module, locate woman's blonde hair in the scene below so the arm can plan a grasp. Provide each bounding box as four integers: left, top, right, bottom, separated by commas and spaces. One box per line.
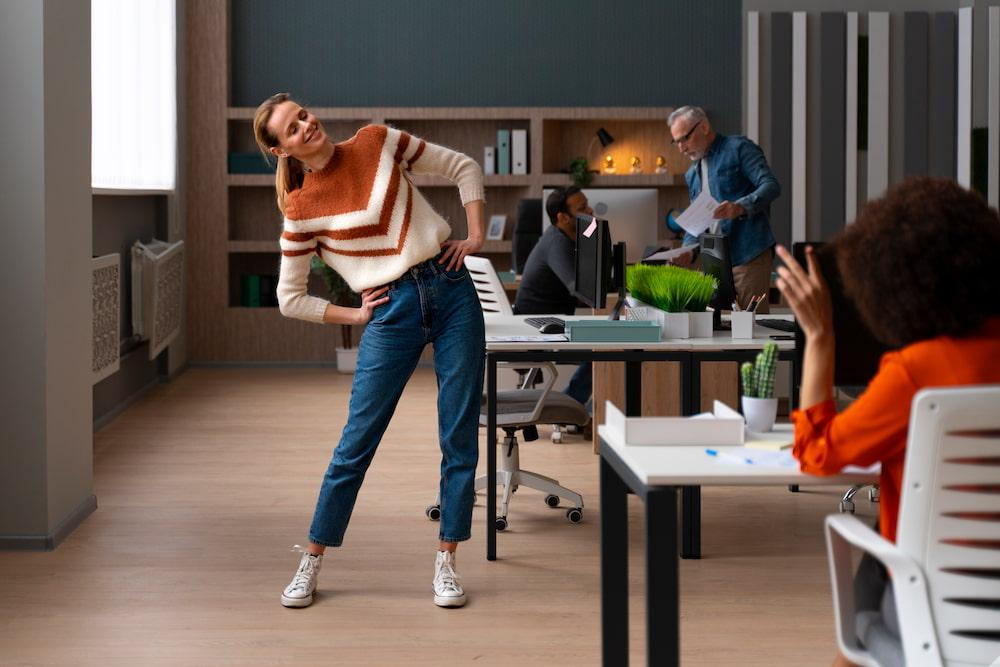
253, 92, 305, 214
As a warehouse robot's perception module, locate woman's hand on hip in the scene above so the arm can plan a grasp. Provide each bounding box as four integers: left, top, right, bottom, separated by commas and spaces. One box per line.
775, 244, 833, 341
438, 237, 482, 272
356, 286, 390, 325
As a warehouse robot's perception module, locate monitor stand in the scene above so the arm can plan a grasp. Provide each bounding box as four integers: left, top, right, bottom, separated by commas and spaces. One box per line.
608, 242, 627, 321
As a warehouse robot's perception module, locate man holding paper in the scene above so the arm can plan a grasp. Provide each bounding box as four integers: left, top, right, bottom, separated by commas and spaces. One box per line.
668, 106, 781, 312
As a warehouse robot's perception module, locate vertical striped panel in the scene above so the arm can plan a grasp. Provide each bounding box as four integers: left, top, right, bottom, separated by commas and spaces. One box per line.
867, 13, 890, 200
903, 13, 930, 177
770, 13, 793, 249
989, 7, 999, 208
929, 12, 957, 179
957, 7, 973, 188
792, 12, 807, 243
820, 13, 846, 239
747, 11, 760, 143
846, 13, 859, 222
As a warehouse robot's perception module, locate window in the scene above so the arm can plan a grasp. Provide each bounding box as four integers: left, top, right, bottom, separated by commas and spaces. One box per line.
91, 0, 176, 191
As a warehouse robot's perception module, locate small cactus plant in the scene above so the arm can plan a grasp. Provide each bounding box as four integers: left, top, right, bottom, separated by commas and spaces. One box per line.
741, 341, 778, 398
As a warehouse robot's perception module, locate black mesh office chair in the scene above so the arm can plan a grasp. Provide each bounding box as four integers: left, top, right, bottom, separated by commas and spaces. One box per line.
511, 198, 542, 275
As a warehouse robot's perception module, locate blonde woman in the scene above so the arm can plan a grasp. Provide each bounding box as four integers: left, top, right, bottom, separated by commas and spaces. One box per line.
253, 94, 486, 609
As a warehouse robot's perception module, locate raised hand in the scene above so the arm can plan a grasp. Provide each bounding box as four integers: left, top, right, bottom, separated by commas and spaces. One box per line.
774, 245, 832, 340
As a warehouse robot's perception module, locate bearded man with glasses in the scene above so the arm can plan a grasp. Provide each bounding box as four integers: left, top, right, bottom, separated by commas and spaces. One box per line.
667, 106, 781, 313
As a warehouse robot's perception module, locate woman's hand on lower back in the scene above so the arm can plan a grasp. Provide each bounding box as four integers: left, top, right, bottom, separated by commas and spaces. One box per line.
438, 238, 482, 272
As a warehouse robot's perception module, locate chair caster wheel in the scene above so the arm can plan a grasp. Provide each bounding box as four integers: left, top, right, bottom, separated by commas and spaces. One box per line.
425, 504, 441, 521
544, 494, 560, 508
495, 516, 508, 531
839, 500, 855, 514
868, 487, 880, 503
566, 508, 583, 523
551, 432, 563, 444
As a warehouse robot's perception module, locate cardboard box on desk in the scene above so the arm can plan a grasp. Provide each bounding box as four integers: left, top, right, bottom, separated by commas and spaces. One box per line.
603, 400, 745, 446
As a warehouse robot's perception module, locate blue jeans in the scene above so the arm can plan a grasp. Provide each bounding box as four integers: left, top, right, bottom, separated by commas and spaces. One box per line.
564, 362, 592, 410
308, 256, 485, 546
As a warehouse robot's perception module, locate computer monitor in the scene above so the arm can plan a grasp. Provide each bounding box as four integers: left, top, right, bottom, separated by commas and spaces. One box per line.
698, 233, 738, 330
792, 242, 890, 387
543, 188, 658, 263
574, 214, 626, 319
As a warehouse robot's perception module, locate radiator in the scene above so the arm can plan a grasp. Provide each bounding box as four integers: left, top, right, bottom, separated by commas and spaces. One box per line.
131, 239, 184, 361
92, 253, 121, 383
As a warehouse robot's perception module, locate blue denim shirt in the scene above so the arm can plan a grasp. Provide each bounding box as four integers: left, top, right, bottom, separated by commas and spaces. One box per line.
682, 133, 781, 267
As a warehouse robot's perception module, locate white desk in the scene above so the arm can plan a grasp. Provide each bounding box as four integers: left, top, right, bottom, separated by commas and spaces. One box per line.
596, 423, 877, 667
482, 315, 800, 561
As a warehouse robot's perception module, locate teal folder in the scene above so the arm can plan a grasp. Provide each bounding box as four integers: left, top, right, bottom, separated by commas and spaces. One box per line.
496, 130, 511, 175
565, 320, 660, 342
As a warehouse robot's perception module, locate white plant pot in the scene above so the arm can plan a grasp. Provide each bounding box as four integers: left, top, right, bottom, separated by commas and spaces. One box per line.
663, 312, 690, 339
335, 347, 358, 374
742, 396, 778, 433
689, 311, 713, 338
731, 311, 755, 339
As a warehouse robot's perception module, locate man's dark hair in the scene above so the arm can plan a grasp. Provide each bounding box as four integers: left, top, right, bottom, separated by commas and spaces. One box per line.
834, 176, 1000, 348
545, 186, 583, 227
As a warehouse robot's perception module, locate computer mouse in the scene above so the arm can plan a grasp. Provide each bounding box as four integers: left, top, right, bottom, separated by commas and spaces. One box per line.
539, 322, 565, 334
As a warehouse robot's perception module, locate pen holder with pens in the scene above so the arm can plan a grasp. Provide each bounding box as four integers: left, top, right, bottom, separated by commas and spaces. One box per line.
731, 311, 755, 339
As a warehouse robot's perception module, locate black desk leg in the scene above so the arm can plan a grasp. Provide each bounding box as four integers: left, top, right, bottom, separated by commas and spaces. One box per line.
625, 360, 642, 416
600, 457, 629, 667
681, 356, 702, 559
681, 486, 701, 559
647, 487, 680, 667
487, 357, 497, 561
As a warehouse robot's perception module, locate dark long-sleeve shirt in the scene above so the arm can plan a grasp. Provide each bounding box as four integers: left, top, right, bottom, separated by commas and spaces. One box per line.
513, 225, 578, 315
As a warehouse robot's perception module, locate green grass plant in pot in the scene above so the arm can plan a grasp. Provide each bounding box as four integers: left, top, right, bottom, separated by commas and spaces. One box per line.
626, 264, 717, 338
311, 256, 362, 372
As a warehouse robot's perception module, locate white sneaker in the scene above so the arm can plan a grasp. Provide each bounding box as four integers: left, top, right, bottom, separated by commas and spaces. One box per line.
432, 550, 466, 608
281, 548, 322, 608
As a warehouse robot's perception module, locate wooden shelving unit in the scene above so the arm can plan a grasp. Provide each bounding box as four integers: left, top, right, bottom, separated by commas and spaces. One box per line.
186, 3, 691, 362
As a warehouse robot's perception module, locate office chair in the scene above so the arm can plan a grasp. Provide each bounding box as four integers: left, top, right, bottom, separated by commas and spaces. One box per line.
825, 385, 1000, 666
476, 361, 589, 530
464, 254, 512, 317
511, 198, 542, 275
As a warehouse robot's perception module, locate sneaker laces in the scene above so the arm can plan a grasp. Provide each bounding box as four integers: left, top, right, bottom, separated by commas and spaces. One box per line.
435, 559, 462, 594
288, 544, 319, 593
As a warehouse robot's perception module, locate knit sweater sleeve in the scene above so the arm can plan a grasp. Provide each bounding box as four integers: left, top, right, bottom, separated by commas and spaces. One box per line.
392, 128, 485, 206
276, 222, 330, 324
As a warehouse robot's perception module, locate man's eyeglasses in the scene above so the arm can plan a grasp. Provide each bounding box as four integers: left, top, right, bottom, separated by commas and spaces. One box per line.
671, 120, 701, 146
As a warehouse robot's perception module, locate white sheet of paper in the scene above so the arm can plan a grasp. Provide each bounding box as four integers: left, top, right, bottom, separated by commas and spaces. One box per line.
675, 189, 720, 237
486, 334, 568, 342
643, 243, 700, 263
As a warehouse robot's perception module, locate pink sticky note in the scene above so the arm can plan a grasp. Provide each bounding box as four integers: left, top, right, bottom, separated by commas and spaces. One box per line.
583, 218, 598, 238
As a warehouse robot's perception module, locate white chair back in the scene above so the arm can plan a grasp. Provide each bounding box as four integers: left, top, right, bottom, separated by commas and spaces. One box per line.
464, 255, 513, 317
897, 385, 1000, 666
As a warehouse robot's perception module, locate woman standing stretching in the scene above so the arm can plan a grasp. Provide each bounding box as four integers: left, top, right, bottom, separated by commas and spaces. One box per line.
253, 94, 486, 609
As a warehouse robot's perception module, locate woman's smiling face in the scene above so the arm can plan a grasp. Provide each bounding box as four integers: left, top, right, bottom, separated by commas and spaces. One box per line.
265, 101, 327, 159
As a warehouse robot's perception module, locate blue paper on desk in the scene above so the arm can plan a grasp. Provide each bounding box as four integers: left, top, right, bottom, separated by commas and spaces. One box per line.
565, 319, 660, 342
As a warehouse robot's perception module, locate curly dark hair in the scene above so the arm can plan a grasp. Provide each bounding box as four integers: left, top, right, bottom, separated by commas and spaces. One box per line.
834, 177, 1000, 348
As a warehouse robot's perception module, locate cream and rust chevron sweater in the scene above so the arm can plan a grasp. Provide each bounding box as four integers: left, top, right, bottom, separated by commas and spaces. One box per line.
276, 125, 485, 323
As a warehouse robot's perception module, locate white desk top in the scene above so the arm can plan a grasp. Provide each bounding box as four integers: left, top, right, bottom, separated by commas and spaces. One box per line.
598, 423, 878, 487
485, 315, 796, 352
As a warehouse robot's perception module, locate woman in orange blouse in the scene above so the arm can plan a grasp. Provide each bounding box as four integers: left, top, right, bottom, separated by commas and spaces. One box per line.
775, 177, 1000, 667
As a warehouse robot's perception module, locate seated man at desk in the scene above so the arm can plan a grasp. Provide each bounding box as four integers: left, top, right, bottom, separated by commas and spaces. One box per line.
514, 186, 593, 411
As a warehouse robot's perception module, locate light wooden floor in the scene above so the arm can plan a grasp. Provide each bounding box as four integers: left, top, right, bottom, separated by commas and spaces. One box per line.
0, 368, 875, 666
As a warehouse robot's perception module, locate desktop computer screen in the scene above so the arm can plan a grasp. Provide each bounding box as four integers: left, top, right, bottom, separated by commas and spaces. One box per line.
543, 188, 658, 263
699, 233, 738, 329
574, 214, 626, 318
792, 242, 891, 387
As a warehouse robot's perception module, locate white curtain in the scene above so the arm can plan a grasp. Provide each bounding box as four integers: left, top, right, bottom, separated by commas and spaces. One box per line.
91, 0, 176, 191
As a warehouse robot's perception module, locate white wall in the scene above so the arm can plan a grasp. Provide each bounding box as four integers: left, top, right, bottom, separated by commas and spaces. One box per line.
0, 0, 95, 547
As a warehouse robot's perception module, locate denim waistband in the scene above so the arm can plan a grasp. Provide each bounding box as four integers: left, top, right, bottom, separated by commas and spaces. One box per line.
389, 251, 450, 287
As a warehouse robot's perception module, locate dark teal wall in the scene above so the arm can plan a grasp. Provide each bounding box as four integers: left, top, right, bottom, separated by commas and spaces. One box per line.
231, 0, 743, 134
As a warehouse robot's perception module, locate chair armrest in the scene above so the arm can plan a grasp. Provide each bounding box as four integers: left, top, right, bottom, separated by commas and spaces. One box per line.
825, 514, 943, 667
